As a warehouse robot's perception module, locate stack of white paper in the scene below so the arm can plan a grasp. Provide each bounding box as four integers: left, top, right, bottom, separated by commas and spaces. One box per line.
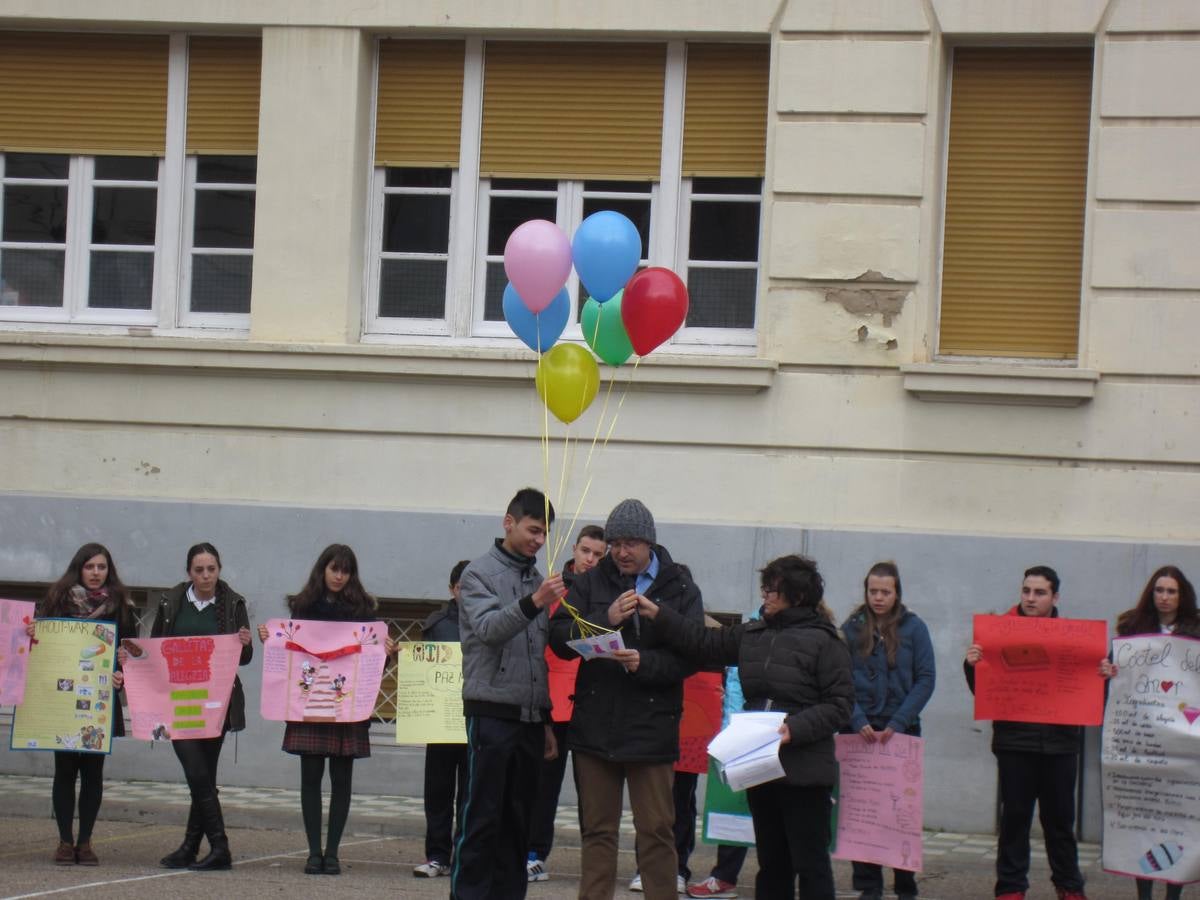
706, 711, 787, 791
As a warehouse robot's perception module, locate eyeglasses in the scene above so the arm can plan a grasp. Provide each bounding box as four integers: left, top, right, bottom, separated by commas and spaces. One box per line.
760, 586, 780, 597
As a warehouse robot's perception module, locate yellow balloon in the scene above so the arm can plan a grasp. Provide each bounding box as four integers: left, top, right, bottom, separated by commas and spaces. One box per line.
535, 344, 600, 424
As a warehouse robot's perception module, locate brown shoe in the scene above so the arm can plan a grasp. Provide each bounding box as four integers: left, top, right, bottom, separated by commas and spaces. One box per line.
54, 841, 75, 865
75, 842, 99, 865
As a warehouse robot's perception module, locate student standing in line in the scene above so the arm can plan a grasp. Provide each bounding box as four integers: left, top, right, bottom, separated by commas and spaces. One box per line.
1100, 565, 1199, 900
257, 543, 390, 877
840, 561, 936, 900
412, 559, 471, 879
146, 542, 252, 871
34, 543, 138, 866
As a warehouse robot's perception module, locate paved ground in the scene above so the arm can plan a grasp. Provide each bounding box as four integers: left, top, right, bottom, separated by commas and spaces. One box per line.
0, 774, 1164, 898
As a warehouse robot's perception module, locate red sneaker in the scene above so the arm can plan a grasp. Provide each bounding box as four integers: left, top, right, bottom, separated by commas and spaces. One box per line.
1056, 891, 1088, 900
996, 894, 1026, 900
687, 877, 738, 898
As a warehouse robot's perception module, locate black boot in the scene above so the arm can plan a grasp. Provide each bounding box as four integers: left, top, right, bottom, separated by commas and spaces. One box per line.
189, 795, 231, 871
160, 802, 203, 868
1165, 883, 1182, 900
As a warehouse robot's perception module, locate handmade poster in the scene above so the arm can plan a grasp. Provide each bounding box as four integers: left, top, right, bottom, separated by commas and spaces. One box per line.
260, 619, 387, 723
701, 758, 755, 847
566, 630, 626, 660
393, 641, 466, 744
832, 733, 925, 872
10, 618, 116, 753
676, 671, 723, 775
973, 614, 1107, 725
1102, 634, 1200, 885
0, 598, 36, 706
120, 634, 242, 741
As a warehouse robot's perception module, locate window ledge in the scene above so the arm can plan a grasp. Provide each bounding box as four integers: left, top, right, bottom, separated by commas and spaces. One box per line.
0, 333, 776, 395
901, 363, 1099, 407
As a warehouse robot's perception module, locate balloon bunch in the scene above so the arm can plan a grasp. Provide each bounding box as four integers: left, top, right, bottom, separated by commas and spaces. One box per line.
502, 211, 690, 425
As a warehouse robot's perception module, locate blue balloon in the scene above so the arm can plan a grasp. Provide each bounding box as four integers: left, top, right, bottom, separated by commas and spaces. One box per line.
503, 283, 569, 352
572, 210, 641, 303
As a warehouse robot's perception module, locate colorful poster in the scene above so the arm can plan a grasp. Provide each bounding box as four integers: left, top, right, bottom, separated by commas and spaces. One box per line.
1102, 634, 1200, 885
676, 671, 723, 775
120, 634, 243, 741
260, 618, 387, 723
393, 641, 466, 744
832, 733, 925, 871
566, 630, 626, 660
10, 618, 116, 753
973, 614, 1107, 725
701, 757, 754, 847
0, 599, 36, 706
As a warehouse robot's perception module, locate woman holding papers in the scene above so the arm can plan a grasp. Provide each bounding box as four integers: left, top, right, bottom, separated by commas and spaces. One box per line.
1102, 566, 1199, 900
149, 542, 252, 871
637, 553, 854, 900
840, 561, 936, 900
35, 543, 138, 866
257, 544, 384, 877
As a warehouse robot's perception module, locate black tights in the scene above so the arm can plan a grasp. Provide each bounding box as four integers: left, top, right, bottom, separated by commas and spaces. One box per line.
53, 751, 105, 844
300, 755, 354, 859
173, 735, 224, 802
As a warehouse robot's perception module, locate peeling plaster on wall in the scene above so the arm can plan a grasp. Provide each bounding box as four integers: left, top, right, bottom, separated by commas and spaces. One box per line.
856, 322, 899, 350
825, 269, 911, 327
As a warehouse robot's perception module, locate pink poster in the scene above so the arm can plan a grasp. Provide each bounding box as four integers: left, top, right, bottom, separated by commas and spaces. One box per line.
832, 733, 925, 872
121, 634, 243, 741
0, 599, 36, 706
260, 619, 386, 723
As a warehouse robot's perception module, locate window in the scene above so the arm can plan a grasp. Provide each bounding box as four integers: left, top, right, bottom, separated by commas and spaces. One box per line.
368, 39, 768, 349
937, 46, 1093, 360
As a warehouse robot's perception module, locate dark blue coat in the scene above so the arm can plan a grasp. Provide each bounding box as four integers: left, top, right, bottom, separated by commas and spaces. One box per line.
841, 605, 936, 735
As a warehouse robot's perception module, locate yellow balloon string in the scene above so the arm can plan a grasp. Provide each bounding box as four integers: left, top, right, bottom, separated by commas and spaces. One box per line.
536, 314, 557, 577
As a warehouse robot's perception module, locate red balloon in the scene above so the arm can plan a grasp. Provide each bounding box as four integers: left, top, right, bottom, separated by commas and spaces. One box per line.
620, 268, 689, 356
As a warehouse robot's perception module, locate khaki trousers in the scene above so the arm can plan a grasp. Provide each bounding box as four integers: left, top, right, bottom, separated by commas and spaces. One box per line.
574, 751, 677, 900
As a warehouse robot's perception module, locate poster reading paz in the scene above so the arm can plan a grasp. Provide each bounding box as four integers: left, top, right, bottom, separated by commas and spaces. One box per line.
260, 619, 387, 723
1102, 634, 1200, 886
392, 641, 465, 744
120, 634, 243, 741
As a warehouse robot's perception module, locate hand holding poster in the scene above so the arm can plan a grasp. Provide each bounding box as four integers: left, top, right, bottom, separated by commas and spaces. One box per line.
832, 733, 925, 872
1102, 634, 1200, 885
0, 598, 36, 706
121, 634, 243, 741
393, 641, 466, 744
973, 614, 1107, 725
11, 618, 116, 753
260, 618, 387, 723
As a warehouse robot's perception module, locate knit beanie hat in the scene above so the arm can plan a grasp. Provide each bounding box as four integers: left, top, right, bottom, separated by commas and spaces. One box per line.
605, 498, 656, 545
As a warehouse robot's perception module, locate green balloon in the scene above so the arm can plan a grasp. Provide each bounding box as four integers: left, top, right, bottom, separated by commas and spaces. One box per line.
580, 292, 634, 367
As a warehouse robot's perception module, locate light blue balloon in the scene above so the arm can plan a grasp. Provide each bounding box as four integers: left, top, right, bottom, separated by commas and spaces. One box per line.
503, 283, 569, 352
572, 210, 641, 303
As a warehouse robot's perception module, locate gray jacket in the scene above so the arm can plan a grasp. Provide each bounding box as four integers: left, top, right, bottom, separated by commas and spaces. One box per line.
458, 539, 550, 723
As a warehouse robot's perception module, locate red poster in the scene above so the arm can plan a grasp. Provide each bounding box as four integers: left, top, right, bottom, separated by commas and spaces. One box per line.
973, 614, 1107, 726
676, 671, 723, 774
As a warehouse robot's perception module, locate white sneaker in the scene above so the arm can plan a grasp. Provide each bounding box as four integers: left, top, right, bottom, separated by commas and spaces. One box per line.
412, 859, 450, 877
527, 858, 549, 882
630, 873, 644, 892
678, 874, 687, 893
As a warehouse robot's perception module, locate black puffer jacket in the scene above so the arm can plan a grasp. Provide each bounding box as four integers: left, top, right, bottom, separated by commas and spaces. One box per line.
652, 602, 854, 786
963, 604, 1082, 755
548, 545, 702, 763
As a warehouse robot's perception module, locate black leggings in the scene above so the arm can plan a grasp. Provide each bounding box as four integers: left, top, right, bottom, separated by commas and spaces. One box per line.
173, 735, 225, 802
53, 751, 105, 844
299, 755, 354, 858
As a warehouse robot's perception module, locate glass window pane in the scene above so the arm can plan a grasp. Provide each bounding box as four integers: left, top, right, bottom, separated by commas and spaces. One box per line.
5, 153, 69, 179
0, 248, 65, 307
197, 156, 256, 184
692, 177, 762, 195
689, 201, 760, 262
3, 185, 68, 243
582, 197, 651, 259
194, 190, 255, 249
93, 187, 157, 245
383, 195, 450, 254
487, 195, 556, 255
88, 251, 154, 309
385, 168, 451, 189
483, 261, 507, 321
190, 254, 252, 314
378, 259, 448, 319
94, 156, 158, 182
685, 267, 757, 328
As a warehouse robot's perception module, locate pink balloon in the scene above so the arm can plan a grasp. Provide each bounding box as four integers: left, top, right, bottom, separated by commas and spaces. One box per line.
504, 220, 572, 314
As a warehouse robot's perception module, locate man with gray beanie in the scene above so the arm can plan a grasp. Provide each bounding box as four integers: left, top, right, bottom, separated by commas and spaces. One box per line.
549, 498, 703, 900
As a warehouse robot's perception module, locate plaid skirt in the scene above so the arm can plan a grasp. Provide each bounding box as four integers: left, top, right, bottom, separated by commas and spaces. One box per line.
282, 721, 371, 759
